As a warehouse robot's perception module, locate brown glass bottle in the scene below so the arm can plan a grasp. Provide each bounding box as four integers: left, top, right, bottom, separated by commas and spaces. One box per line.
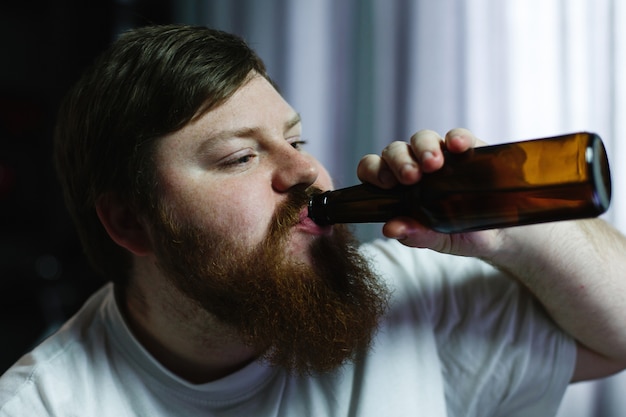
308, 132, 612, 233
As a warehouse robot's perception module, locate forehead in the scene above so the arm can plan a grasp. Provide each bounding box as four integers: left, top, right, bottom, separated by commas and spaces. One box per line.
200, 74, 294, 126
155, 75, 300, 160
184, 75, 297, 140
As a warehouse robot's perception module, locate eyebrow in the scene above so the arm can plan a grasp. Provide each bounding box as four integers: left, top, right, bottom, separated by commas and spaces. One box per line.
198, 113, 302, 152
285, 113, 302, 132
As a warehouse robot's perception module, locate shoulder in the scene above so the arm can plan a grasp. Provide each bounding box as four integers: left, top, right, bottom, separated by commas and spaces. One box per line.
0, 285, 114, 416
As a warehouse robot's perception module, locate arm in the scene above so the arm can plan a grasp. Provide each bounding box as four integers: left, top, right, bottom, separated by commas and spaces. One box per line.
357, 128, 626, 382
491, 218, 626, 382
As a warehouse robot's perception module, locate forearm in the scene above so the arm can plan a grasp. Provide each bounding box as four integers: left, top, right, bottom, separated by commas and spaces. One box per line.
487, 218, 626, 362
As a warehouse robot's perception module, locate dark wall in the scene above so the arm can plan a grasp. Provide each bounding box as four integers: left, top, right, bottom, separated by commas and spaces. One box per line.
0, 0, 174, 373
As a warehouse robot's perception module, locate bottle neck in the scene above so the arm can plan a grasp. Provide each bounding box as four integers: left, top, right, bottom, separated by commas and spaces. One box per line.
308, 183, 411, 225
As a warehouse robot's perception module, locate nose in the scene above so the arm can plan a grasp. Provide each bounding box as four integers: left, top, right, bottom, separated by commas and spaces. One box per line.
272, 145, 319, 192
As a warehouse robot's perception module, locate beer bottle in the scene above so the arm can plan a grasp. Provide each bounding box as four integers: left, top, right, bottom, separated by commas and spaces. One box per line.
308, 132, 611, 233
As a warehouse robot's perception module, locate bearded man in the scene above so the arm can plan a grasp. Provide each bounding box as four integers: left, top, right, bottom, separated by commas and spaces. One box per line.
1, 25, 626, 417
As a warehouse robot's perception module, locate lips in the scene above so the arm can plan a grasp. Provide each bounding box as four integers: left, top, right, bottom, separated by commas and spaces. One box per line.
296, 207, 333, 236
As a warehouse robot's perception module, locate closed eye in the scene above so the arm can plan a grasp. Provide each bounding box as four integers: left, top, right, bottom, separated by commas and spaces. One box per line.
290, 140, 308, 151
221, 150, 257, 168
232, 154, 255, 164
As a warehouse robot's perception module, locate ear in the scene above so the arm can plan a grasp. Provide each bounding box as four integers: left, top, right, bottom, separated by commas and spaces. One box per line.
95, 193, 152, 256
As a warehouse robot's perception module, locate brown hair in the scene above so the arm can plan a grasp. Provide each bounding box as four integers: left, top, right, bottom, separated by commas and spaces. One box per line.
53, 25, 269, 286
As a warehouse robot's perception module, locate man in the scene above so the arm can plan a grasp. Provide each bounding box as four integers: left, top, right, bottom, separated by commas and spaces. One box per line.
1, 24, 625, 416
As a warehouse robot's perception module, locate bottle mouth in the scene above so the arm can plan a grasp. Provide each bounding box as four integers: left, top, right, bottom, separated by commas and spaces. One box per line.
307, 192, 332, 225
588, 133, 612, 213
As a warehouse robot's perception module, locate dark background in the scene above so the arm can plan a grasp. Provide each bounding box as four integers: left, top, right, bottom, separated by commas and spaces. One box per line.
0, 0, 174, 374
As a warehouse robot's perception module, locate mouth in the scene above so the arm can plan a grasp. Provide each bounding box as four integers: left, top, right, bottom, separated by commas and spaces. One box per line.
296, 207, 333, 236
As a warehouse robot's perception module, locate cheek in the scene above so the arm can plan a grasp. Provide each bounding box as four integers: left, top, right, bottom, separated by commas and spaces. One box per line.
211, 199, 268, 241
165, 180, 273, 245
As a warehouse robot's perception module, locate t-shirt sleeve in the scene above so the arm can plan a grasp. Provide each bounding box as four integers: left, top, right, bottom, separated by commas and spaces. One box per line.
361, 239, 577, 417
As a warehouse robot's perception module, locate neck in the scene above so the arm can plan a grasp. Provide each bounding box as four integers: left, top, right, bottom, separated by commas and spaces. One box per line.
117, 261, 259, 383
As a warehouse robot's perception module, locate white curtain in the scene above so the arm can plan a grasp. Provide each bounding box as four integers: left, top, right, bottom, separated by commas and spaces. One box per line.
173, 1, 626, 415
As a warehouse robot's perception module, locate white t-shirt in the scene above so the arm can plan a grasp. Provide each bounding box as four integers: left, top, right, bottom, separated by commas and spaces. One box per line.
0, 239, 575, 416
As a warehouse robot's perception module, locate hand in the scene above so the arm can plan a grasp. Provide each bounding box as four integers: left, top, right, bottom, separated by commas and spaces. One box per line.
356, 128, 499, 257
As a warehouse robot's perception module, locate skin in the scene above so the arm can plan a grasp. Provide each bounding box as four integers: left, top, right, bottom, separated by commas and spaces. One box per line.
97, 74, 626, 383
150, 74, 334, 262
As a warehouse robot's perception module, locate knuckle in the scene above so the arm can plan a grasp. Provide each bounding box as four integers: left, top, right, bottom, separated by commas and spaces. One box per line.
381, 141, 410, 158
356, 154, 380, 176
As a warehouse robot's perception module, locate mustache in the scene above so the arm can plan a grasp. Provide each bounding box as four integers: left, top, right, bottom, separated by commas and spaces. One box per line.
269, 186, 323, 237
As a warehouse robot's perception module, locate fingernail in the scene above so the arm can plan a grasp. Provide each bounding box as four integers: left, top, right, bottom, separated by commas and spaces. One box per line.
421, 151, 435, 163
400, 163, 417, 178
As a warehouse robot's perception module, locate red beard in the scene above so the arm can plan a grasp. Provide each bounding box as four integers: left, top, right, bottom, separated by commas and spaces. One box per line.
150, 186, 389, 375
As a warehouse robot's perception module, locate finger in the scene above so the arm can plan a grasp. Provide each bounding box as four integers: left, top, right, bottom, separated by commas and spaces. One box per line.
356, 154, 398, 188
380, 141, 421, 185
444, 128, 487, 152
381, 217, 443, 248
408, 129, 445, 173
